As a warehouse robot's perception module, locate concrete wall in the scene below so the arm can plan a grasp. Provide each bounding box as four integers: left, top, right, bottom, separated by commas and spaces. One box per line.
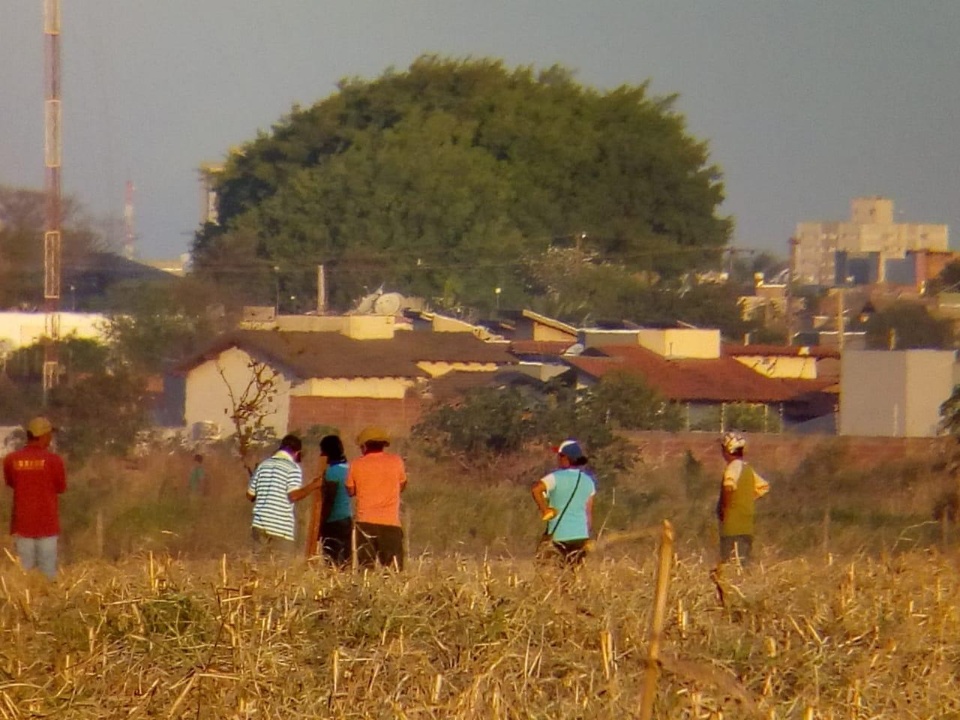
0, 312, 107, 350
291, 377, 416, 400
840, 350, 956, 437
636, 328, 721, 359
184, 346, 292, 438
288, 395, 422, 442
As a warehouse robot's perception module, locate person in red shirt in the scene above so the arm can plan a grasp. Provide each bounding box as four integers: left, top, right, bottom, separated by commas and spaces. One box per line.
346, 426, 407, 570
3, 416, 67, 580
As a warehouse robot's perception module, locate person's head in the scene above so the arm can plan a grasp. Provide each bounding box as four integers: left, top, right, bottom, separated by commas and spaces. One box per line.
193, 453, 204, 464
319, 434, 346, 464
279, 434, 303, 463
25, 416, 55, 447
356, 426, 390, 455
554, 439, 588, 468
720, 431, 746, 460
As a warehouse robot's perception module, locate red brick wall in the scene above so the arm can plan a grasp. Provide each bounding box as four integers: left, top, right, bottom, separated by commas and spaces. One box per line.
288, 395, 422, 442
622, 430, 947, 475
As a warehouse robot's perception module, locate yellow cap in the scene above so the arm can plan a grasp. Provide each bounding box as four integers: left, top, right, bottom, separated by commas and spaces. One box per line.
356, 426, 390, 446
27, 416, 54, 437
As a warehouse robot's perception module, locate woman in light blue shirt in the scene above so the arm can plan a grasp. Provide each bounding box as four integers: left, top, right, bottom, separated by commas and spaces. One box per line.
318, 435, 352, 566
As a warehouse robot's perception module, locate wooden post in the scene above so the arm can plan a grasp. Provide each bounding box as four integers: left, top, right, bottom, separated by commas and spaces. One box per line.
639, 520, 675, 720
304, 457, 328, 559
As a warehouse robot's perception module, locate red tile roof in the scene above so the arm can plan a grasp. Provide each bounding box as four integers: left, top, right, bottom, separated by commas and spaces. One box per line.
566, 345, 831, 403
177, 330, 513, 380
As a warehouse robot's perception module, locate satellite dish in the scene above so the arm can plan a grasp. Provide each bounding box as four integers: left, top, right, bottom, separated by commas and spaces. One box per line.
374, 293, 403, 316
354, 294, 378, 314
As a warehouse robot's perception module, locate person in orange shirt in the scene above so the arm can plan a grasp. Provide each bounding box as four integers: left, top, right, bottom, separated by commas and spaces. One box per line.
3, 416, 67, 580
345, 426, 407, 570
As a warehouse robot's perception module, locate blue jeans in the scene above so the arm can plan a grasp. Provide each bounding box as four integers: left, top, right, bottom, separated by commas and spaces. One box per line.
15, 535, 58, 580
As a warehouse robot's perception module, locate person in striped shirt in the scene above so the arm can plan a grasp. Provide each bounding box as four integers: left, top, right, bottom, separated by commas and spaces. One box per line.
247, 434, 304, 556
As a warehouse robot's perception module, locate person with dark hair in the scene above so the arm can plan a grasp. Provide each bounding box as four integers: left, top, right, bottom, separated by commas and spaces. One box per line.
317, 435, 352, 566
531, 439, 596, 566
3, 416, 67, 580
346, 426, 407, 570
716, 431, 769, 566
246, 434, 304, 556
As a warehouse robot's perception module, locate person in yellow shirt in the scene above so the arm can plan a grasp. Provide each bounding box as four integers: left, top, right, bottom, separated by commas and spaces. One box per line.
346, 427, 407, 570
716, 431, 770, 566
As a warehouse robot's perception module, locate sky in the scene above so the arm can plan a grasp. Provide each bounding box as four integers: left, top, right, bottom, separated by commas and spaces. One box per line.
1, 2, 959, 261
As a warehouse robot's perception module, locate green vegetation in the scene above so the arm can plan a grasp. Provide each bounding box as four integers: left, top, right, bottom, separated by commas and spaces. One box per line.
194, 56, 733, 319
865, 300, 954, 350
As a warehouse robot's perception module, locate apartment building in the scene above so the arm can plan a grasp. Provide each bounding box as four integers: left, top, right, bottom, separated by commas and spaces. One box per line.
794, 197, 948, 286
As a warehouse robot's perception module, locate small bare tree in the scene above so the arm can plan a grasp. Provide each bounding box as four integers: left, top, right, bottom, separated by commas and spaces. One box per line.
216, 357, 280, 474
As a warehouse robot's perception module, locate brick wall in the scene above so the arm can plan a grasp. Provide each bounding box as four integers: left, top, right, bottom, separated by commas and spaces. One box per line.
622, 430, 947, 476
288, 395, 422, 442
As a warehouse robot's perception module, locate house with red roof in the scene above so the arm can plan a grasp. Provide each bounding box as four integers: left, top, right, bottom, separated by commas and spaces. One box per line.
563, 327, 835, 431
175, 326, 513, 441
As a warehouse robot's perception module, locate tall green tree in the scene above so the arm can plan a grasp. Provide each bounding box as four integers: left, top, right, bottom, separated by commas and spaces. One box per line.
864, 301, 953, 350
195, 56, 731, 311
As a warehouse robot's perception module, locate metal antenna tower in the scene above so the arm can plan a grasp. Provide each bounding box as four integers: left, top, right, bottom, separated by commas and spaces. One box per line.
123, 180, 136, 260
42, 0, 63, 402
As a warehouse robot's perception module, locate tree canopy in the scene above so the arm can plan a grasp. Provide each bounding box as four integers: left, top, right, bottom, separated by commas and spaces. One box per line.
194, 56, 731, 313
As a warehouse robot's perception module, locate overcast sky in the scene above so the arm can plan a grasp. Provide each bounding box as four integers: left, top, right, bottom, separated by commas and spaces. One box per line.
2, 2, 958, 260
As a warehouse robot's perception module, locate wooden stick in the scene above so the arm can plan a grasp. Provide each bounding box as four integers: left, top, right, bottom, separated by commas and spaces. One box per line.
639, 519, 675, 720
304, 457, 328, 559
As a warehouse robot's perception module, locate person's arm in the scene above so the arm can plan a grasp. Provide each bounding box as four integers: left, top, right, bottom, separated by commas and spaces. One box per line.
246, 466, 258, 502
718, 462, 739, 520
289, 458, 327, 502
345, 465, 357, 497
531, 479, 556, 521
285, 466, 305, 503
399, 461, 407, 493
754, 470, 770, 499
3, 455, 14, 489
585, 494, 594, 535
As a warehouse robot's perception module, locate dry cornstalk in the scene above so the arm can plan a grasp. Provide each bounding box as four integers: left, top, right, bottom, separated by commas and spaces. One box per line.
639, 519, 674, 720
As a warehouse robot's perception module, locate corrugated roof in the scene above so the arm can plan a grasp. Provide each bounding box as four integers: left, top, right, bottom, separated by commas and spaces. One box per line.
177, 330, 513, 380
566, 345, 830, 403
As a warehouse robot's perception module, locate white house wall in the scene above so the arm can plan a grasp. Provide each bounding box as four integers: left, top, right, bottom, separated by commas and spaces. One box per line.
184, 346, 292, 438
840, 349, 955, 437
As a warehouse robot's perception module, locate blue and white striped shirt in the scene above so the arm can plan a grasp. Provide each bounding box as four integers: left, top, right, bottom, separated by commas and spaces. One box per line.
248, 450, 303, 541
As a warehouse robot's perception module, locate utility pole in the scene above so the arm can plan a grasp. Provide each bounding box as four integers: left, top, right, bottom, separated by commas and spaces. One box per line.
317, 264, 326, 314
123, 180, 136, 260
786, 236, 798, 346
42, 0, 63, 403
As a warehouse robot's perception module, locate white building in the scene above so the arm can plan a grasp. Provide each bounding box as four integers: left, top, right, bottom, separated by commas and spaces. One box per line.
840, 349, 956, 437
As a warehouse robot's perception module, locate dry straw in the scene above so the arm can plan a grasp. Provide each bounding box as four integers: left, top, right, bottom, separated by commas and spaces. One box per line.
1, 545, 959, 718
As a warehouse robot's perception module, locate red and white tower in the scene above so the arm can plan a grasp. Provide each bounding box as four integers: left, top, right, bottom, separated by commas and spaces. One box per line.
42, 0, 62, 400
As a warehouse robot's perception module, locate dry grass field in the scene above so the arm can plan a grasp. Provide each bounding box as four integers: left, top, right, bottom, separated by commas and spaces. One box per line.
2, 442, 960, 717
2, 551, 960, 718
